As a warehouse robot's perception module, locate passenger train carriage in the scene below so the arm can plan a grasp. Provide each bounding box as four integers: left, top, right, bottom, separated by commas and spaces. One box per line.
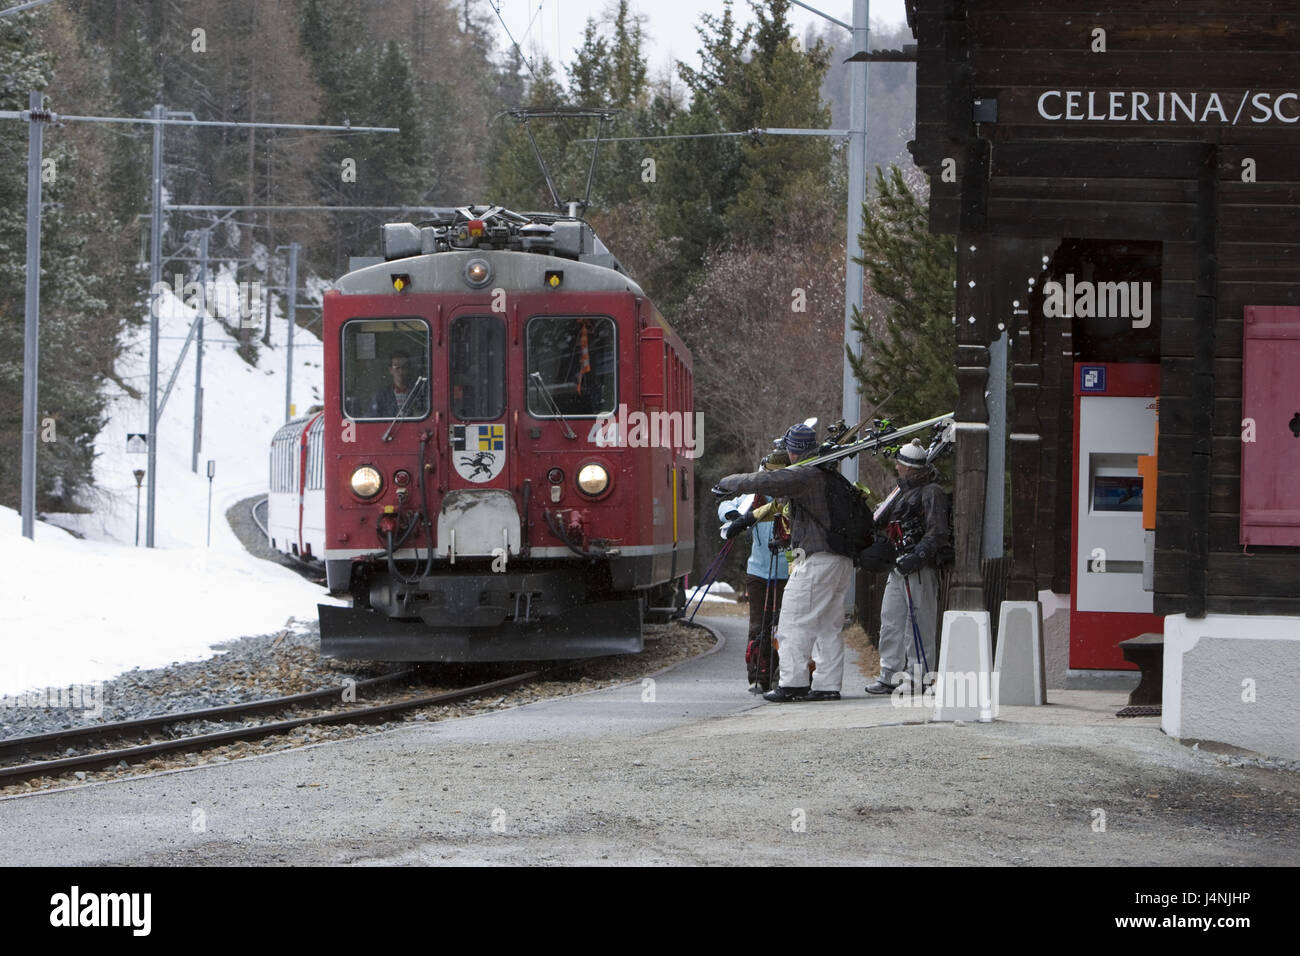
268, 410, 325, 561
312, 205, 694, 661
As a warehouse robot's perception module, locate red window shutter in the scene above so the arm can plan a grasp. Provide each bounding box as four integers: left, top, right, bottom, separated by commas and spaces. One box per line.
1241, 306, 1300, 545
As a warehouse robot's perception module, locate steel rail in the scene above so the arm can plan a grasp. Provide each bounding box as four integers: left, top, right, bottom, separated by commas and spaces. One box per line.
250, 495, 270, 538
0, 670, 416, 762
0, 670, 541, 786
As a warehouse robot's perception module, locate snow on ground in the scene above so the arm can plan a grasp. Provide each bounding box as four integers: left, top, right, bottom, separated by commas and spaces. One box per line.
687, 580, 737, 605
2, 264, 344, 696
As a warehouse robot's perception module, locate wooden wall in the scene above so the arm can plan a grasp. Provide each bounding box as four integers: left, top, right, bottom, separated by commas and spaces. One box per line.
906, 0, 1300, 616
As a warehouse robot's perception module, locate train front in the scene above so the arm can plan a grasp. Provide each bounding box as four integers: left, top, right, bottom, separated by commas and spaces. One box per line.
317, 207, 695, 661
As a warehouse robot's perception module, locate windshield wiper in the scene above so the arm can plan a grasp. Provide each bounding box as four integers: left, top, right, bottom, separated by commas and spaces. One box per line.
382, 375, 428, 443
529, 371, 577, 439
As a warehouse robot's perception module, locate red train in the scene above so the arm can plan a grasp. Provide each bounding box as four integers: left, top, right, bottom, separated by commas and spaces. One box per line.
315, 205, 695, 661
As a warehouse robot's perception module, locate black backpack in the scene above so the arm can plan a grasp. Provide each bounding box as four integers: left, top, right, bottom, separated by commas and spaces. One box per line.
814, 468, 876, 562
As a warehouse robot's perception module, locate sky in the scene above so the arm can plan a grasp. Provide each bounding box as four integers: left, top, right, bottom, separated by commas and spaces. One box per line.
490, 0, 910, 77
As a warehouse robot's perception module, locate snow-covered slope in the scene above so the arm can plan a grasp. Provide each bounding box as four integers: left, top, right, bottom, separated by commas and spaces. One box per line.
2, 265, 346, 696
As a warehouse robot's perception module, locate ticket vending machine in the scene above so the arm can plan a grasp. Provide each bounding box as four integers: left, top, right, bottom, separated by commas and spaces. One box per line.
1070, 362, 1164, 669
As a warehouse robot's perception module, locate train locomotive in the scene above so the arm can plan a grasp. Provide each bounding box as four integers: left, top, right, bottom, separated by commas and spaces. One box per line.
310, 205, 695, 661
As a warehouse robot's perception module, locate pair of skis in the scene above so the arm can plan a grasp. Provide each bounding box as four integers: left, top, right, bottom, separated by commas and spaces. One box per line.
796, 412, 955, 471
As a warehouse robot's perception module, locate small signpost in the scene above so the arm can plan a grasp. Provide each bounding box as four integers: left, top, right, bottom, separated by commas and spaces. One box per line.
132, 469, 145, 546
126, 433, 147, 454
206, 459, 216, 547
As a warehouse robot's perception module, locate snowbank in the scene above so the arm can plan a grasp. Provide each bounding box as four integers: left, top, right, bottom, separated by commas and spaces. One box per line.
3, 263, 344, 696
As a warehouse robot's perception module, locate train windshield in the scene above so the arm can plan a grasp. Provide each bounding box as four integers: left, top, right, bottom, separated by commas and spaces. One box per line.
341, 318, 431, 421
450, 315, 506, 420
526, 316, 617, 417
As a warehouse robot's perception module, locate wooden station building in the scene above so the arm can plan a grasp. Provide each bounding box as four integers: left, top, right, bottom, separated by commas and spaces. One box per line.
903, 0, 1300, 749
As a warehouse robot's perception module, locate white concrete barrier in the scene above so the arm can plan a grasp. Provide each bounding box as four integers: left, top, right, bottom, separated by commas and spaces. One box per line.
934, 609, 996, 722
1163, 613, 1300, 761
995, 600, 1047, 705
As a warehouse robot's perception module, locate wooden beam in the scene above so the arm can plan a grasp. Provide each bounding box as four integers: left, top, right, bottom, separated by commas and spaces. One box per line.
1186, 144, 1219, 618
950, 231, 992, 611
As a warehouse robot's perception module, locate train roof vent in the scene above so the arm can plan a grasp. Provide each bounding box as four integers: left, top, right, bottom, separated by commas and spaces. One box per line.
580, 231, 619, 271
381, 222, 421, 261
377, 205, 625, 273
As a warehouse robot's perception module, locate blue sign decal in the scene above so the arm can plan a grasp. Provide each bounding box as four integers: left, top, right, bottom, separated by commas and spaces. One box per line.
1080, 365, 1107, 393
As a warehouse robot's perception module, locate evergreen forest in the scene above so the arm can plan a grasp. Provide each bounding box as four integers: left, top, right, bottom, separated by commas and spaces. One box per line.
0, 0, 948, 578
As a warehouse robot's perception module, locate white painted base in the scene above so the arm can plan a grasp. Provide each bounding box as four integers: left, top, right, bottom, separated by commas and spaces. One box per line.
1039, 590, 1071, 689
1163, 613, 1300, 761
995, 601, 1047, 705
933, 609, 996, 722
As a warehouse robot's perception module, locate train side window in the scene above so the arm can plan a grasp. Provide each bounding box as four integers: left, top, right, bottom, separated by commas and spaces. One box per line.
526, 315, 617, 417
450, 315, 506, 421
307, 416, 324, 490
341, 318, 431, 421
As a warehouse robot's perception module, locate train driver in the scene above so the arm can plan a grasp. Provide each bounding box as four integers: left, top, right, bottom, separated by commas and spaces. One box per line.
368, 349, 423, 417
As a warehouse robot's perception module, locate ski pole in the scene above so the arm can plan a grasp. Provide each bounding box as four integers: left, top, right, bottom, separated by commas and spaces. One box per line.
764, 546, 779, 689
687, 538, 735, 622
901, 570, 930, 682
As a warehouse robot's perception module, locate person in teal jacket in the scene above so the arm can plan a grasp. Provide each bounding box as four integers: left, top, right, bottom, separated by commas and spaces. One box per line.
719, 470, 790, 692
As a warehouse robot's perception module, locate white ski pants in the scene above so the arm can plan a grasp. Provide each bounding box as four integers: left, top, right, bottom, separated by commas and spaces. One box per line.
877, 566, 940, 685
776, 551, 855, 692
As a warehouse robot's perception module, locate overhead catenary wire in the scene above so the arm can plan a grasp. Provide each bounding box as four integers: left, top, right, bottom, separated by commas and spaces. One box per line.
7, 98, 401, 544
573, 127, 852, 143
491, 0, 541, 85
0, 111, 398, 134
0, 0, 55, 16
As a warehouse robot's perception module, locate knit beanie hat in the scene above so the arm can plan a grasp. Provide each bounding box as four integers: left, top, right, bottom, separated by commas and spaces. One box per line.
895, 439, 929, 469
781, 422, 818, 456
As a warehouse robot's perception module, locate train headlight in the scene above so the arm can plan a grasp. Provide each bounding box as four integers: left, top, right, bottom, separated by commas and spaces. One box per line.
350, 466, 383, 498
577, 463, 609, 497
464, 258, 492, 288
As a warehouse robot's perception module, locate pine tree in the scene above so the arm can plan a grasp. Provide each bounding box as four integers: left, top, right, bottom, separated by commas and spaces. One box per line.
847, 165, 957, 426
652, 0, 833, 297
569, 18, 611, 108
0, 8, 127, 513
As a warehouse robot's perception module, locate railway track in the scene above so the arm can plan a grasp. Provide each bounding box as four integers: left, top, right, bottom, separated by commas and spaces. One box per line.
247, 495, 327, 585
0, 668, 542, 788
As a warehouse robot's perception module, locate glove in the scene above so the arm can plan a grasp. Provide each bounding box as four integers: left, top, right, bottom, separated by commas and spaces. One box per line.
724, 511, 757, 539
895, 551, 924, 575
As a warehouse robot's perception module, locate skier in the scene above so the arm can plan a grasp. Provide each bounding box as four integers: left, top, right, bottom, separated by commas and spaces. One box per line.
718, 457, 792, 692
864, 440, 953, 694
715, 422, 856, 702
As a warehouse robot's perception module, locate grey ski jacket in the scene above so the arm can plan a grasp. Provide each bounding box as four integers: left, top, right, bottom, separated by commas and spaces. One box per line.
715, 457, 838, 557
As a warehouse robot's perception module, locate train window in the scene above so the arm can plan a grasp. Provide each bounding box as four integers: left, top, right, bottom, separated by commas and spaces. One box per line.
341, 318, 431, 421
450, 315, 506, 421
525, 316, 617, 418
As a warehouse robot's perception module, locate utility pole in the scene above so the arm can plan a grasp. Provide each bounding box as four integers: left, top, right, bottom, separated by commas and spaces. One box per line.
146, 103, 164, 547
20, 91, 49, 540
792, 0, 870, 483
282, 241, 299, 421
2, 98, 396, 545
841, 0, 869, 486
192, 228, 208, 473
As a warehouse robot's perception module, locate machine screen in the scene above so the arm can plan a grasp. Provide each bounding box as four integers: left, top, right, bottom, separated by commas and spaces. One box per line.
1092, 474, 1143, 512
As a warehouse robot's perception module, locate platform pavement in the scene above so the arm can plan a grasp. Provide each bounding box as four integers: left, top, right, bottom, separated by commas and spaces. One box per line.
0, 613, 1292, 867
